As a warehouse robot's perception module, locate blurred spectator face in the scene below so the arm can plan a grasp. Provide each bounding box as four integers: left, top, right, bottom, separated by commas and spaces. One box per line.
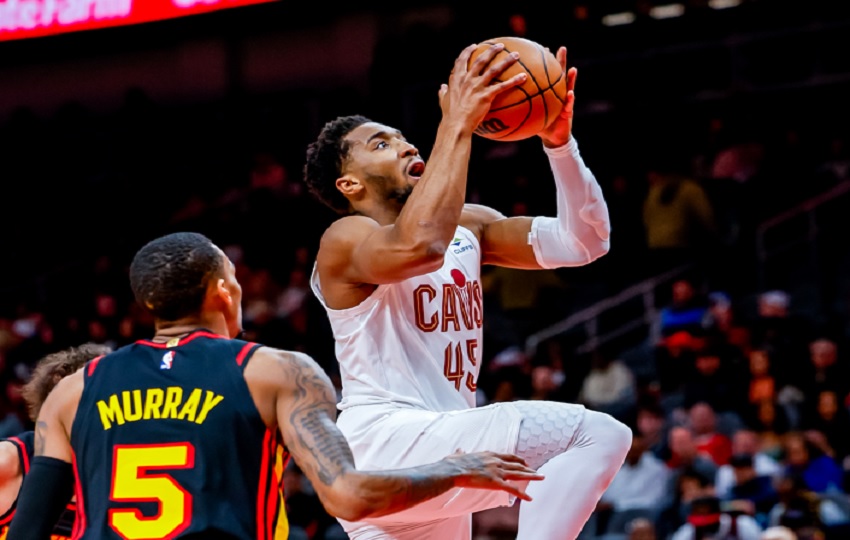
809, 339, 837, 369
689, 402, 717, 435
749, 350, 771, 377
817, 391, 839, 420
672, 279, 695, 305
732, 460, 757, 485
695, 352, 721, 376
669, 426, 697, 459
637, 407, 665, 439
784, 435, 810, 467
758, 291, 789, 318
627, 518, 657, 540
757, 400, 778, 427
732, 430, 761, 455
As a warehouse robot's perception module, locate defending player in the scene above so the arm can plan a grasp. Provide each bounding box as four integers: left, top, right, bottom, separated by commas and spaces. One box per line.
303, 42, 631, 539
0, 343, 112, 540
7, 231, 543, 540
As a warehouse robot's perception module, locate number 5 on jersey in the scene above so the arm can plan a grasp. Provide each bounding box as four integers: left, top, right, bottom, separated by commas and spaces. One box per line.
110, 443, 195, 540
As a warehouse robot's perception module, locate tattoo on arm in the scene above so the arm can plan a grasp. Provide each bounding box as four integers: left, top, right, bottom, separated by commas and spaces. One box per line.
280, 353, 356, 486
34, 421, 47, 456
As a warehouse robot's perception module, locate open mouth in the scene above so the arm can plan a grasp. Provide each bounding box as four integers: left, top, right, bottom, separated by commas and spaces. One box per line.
407, 161, 425, 179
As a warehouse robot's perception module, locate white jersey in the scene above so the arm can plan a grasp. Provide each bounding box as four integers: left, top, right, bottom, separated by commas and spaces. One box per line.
310, 225, 484, 412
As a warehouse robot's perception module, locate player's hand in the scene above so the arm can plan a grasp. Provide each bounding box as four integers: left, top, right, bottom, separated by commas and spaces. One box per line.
539, 46, 577, 149
439, 43, 526, 132
445, 451, 544, 501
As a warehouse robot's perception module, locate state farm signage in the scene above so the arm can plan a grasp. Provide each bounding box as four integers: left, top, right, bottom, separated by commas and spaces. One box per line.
0, 0, 275, 42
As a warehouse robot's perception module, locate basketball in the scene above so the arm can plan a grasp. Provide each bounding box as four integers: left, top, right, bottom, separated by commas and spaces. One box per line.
468, 36, 567, 142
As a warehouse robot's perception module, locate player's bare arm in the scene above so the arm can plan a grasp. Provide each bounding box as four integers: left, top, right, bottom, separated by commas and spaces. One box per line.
0, 440, 22, 515
245, 348, 543, 522
317, 44, 526, 293
7, 371, 81, 540
30, 370, 83, 463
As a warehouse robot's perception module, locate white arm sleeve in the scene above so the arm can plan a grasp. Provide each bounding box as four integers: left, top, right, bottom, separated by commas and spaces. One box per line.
527, 137, 611, 268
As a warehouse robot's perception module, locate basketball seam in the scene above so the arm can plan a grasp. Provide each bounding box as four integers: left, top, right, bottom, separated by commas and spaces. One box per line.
478, 38, 568, 140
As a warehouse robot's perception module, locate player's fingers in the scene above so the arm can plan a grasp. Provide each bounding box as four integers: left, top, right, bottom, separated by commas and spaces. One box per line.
454, 43, 479, 75
492, 453, 530, 466
567, 66, 578, 92
486, 72, 526, 97
483, 50, 520, 82
498, 481, 534, 502
557, 46, 567, 69
501, 470, 545, 481
469, 42, 506, 75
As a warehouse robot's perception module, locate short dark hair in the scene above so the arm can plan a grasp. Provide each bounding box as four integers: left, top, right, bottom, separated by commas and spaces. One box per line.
21, 342, 113, 421
303, 114, 371, 215
129, 232, 224, 321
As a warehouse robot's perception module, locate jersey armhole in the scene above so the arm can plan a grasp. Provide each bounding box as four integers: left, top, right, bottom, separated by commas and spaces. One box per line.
235, 342, 263, 371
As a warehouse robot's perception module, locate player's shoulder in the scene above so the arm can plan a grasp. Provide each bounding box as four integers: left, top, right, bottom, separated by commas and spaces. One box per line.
460, 204, 506, 237
245, 347, 329, 387
317, 215, 380, 271
249, 346, 318, 371
462, 203, 505, 220
321, 215, 378, 246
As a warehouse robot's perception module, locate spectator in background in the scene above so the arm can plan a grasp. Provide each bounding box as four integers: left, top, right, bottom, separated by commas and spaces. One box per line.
767, 475, 843, 538
577, 348, 637, 418
716, 429, 784, 500
800, 338, 849, 403
627, 517, 658, 540
641, 161, 719, 277
480, 262, 569, 346
748, 399, 793, 459
659, 425, 720, 535
725, 452, 780, 526
800, 390, 850, 463
748, 349, 779, 409
760, 526, 798, 540
0, 368, 29, 437
671, 494, 763, 540
781, 432, 844, 495
635, 402, 669, 460
682, 345, 747, 413
659, 278, 711, 339
749, 290, 812, 380
689, 401, 734, 467
598, 431, 670, 518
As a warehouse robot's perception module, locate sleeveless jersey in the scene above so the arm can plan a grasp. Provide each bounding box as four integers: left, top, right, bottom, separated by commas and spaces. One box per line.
70, 330, 290, 540
311, 225, 484, 412
0, 432, 75, 540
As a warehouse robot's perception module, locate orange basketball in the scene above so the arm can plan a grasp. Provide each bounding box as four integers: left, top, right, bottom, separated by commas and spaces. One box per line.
468, 36, 567, 142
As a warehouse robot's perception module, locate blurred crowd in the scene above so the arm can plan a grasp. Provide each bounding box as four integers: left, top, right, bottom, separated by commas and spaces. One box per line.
2, 9, 850, 537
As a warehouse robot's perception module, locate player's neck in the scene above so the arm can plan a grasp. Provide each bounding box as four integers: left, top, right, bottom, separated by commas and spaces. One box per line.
352, 202, 401, 226
152, 319, 228, 342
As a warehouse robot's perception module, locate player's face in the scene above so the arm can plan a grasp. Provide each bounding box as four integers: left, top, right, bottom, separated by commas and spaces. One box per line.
342, 122, 425, 206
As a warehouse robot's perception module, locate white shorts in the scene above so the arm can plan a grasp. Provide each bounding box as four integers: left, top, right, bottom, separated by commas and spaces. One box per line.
335, 401, 525, 540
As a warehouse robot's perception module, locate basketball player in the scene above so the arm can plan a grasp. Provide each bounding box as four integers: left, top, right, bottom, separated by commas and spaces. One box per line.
7, 231, 543, 540
303, 42, 632, 539
0, 343, 112, 540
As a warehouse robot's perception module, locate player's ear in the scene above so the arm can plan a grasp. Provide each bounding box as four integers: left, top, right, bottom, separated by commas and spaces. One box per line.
335, 175, 363, 197
213, 278, 233, 308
